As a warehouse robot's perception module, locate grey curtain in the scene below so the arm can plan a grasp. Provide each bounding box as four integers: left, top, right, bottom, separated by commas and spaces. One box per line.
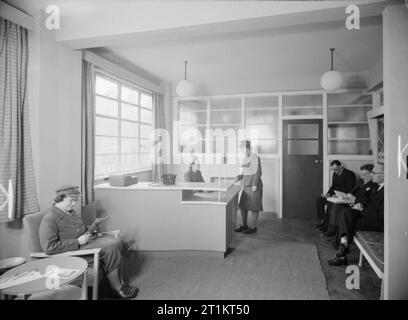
152, 92, 168, 181
0, 18, 39, 222
81, 61, 95, 205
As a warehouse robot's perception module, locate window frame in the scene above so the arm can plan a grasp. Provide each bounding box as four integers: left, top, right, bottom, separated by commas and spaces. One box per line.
94, 70, 154, 179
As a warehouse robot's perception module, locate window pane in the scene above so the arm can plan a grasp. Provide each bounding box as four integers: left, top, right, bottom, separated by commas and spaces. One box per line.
288, 124, 319, 139
141, 108, 153, 123
121, 86, 139, 105
96, 76, 118, 99
121, 121, 138, 137
140, 153, 152, 168
95, 155, 119, 176
95, 96, 118, 117
122, 103, 138, 121
121, 138, 139, 154
252, 139, 278, 154
140, 124, 153, 138
245, 96, 279, 109
179, 111, 207, 125
288, 140, 319, 155
245, 125, 277, 139
95, 137, 118, 154
246, 109, 278, 125
141, 93, 152, 109
121, 154, 139, 172
178, 99, 207, 112
211, 110, 241, 124
140, 139, 152, 153
95, 117, 118, 136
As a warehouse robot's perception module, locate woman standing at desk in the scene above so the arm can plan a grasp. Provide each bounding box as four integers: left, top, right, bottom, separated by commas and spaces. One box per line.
235, 140, 263, 234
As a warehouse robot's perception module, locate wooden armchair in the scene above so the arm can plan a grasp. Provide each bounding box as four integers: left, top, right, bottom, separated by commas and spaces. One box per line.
23, 211, 119, 300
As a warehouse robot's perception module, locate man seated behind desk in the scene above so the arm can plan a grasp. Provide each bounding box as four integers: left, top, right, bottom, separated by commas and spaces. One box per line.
39, 185, 139, 299
184, 156, 205, 183
327, 164, 384, 266
323, 163, 378, 243
316, 160, 356, 231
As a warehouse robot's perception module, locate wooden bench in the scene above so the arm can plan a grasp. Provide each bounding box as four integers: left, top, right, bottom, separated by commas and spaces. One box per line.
353, 231, 384, 299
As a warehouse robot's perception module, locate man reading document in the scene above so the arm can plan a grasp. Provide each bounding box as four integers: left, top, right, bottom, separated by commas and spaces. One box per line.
39, 185, 139, 299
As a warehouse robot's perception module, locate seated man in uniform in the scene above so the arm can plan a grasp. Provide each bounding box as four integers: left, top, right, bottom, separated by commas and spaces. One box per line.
39, 185, 139, 299
184, 156, 205, 182
327, 164, 384, 266
316, 160, 356, 231
323, 163, 377, 245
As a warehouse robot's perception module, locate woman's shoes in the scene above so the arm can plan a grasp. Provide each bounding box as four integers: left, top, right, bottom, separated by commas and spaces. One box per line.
243, 227, 257, 234
112, 284, 139, 299
235, 226, 248, 232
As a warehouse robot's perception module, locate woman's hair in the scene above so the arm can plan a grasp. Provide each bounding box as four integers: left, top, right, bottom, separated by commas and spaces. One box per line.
360, 163, 374, 172
54, 194, 67, 204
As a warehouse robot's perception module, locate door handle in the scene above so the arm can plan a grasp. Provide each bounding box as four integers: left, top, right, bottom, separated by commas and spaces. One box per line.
313, 159, 323, 164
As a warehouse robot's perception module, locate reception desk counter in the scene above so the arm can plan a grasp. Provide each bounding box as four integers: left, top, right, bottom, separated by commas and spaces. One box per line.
94, 182, 241, 257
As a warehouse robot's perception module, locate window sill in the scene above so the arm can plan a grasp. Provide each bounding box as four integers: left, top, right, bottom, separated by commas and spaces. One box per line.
94, 168, 152, 185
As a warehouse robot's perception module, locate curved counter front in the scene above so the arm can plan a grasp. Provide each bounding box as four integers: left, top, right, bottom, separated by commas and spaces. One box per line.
94, 182, 241, 257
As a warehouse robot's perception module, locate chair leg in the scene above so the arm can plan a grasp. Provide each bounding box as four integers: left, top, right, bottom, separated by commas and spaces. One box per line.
358, 250, 363, 267
92, 252, 99, 300
81, 270, 88, 300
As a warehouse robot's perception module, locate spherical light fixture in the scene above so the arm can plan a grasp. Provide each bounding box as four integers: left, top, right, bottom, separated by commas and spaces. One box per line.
176, 61, 195, 97
320, 48, 343, 91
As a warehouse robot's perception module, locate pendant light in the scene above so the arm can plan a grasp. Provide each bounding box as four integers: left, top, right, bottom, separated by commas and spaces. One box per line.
176, 61, 195, 97
320, 48, 343, 91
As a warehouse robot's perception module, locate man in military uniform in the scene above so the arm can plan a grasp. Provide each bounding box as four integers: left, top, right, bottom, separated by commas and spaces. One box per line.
39, 185, 139, 299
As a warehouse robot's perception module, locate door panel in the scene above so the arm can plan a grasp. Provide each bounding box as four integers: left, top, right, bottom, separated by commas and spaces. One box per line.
283, 119, 323, 219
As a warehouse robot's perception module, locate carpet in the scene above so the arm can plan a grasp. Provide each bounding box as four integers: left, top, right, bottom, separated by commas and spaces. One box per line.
125, 236, 330, 300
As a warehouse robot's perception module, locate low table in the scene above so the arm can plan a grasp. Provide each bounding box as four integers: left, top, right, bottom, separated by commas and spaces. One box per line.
0, 256, 88, 300
0, 257, 26, 275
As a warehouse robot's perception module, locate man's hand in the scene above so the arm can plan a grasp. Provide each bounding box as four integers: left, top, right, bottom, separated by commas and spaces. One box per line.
78, 233, 91, 246
252, 185, 257, 192
321, 193, 330, 199
352, 203, 364, 211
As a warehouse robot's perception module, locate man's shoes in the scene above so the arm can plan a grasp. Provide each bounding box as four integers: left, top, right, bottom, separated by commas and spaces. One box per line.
327, 256, 348, 266
235, 226, 248, 232
315, 220, 325, 229
243, 227, 257, 234
112, 284, 139, 299
336, 244, 350, 257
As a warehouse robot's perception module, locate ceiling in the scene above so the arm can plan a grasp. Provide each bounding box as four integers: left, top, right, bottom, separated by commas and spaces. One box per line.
92, 17, 382, 91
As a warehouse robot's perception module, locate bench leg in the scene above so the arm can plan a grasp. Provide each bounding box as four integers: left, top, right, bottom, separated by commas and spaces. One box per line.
380, 279, 384, 300
358, 250, 363, 267
92, 252, 99, 300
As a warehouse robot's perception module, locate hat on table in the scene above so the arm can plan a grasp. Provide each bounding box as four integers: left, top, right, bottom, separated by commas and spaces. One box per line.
55, 185, 80, 199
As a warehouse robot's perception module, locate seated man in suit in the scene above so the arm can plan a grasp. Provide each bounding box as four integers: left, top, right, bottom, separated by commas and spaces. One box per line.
316, 160, 356, 231
39, 185, 139, 299
327, 164, 384, 266
323, 163, 378, 246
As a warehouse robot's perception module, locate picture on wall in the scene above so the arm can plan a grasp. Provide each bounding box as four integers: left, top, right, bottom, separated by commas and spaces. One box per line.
377, 116, 384, 164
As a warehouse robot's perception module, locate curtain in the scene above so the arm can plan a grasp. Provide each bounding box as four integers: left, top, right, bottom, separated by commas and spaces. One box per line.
0, 18, 39, 222
81, 61, 95, 205
152, 92, 168, 181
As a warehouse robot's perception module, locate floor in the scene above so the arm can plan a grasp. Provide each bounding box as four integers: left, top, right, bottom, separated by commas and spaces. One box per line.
100, 212, 381, 300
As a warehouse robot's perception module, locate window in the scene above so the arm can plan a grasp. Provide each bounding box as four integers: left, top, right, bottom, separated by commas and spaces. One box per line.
94, 73, 153, 177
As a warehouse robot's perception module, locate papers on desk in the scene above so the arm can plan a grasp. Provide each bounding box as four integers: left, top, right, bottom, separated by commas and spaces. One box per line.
327, 197, 354, 204
0, 267, 79, 290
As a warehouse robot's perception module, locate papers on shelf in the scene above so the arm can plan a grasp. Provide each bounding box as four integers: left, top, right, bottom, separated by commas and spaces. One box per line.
0, 267, 79, 290
0, 271, 42, 290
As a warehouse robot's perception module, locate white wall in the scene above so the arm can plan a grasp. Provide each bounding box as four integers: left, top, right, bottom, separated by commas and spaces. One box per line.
383, 4, 408, 300
0, 10, 82, 259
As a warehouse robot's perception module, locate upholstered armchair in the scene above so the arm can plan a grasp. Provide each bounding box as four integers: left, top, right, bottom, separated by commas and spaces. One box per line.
23, 210, 119, 300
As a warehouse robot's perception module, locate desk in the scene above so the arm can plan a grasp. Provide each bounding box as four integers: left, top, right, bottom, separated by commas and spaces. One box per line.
0, 257, 87, 299
94, 182, 241, 257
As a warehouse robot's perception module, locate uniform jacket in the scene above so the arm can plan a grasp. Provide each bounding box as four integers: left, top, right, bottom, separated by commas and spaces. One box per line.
240, 152, 263, 187
351, 180, 378, 206
361, 185, 384, 221
184, 170, 205, 182
327, 167, 356, 195
39, 205, 87, 255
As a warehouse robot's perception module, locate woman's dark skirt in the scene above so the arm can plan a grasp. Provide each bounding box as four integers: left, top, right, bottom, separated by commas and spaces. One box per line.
239, 185, 263, 212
